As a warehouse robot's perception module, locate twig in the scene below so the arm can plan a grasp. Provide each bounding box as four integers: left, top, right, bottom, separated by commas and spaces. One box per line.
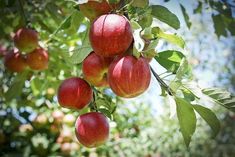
18, 0, 29, 26
92, 90, 98, 112
150, 66, 174, 96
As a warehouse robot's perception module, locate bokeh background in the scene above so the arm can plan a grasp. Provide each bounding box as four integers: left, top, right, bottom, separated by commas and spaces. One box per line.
0, 0, 235, 156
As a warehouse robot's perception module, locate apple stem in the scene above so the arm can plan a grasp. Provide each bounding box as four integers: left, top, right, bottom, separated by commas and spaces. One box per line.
18, 0, 29, 26
91, 92, 98, 112
150, 66, 174, 96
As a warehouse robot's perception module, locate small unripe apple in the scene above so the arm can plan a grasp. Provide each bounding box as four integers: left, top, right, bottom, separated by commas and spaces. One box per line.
75, 112, 109, 148
60, 142, 72, 155
50, 124, 60, 135
108, 55, 151, 98
26, 47, 49, 70
13, 27, 38, 53
82, 52, 113, 87
58, 77, 93, 110
90, 14, 133, 57
79, 0, 120, 21
63, 114, 76, 126
19, 124, 33, 133
4, 50, 27, 72
52, 110, 65, 124
33, 114, 48, 128
60, 128, 73, 143
71, 142, 80, 151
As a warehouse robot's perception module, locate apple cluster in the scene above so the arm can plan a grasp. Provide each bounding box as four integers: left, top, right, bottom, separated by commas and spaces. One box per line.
4, 27, 49, 72
57, 0, 151, 148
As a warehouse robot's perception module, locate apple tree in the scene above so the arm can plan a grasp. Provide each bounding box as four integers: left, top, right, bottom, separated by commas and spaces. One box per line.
0, 0, 234, 156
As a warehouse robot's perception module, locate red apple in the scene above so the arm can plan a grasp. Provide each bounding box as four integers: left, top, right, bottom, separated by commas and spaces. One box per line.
89, 14, 133, 57
108, 55, 151, 98
4, 50, 27, 72
13, 27, 38, 53
26, 47, 49, 70
79, 0, 120, 21
58, 77, 93, 110
82, 51, 113, 87
75, 112, 109, 148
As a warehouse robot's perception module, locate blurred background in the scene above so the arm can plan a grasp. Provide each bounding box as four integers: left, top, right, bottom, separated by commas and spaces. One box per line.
0, 0, 235, 156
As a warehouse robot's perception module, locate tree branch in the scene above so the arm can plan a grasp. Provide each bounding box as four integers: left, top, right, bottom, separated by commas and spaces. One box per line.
18, 0, 29, 26
150, 66, 174, 96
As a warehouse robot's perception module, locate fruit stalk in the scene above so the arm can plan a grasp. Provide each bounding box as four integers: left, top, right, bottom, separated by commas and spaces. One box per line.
91, 92, 98, 112
150, 66, 174, 96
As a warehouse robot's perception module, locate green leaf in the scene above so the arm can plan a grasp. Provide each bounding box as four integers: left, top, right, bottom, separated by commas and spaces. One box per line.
175, 98, 196, 147
182, 88, 196, 102
180, 4, 191, 29
193, 105, 220, 137
175, 58, 190, 80
98, 108, 112, 119
50, 12, 73, 38
107, 0, 120, 4
67, 22, 92, 64
31, 78, 41, 96
182, 82, 202, 98
193, 1, 202, 14
228, 21, 235, 36
202, 88, 235, 112
141, 27, 154, 39
131, 0, 149, 8
152, 27, 185, 48
212, 14, 227, 38
154, 50, 185, 73
138, 13, 153, 28
69, 46, 92, 64
66, 11, 85, 34
151, 5, 180, 30
5, 72, 28, 101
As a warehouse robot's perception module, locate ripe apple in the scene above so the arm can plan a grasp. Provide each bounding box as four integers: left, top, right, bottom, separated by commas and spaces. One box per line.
75, 112, 109, 148
79, 0, 120, 21
57, 77, 93, 110
13, 27, 38, 53
108, 55, 151, 98
90, 14, 133, 57
26, 47, 49, 70
82, 52, 113, 87
4, 50, 27, 72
